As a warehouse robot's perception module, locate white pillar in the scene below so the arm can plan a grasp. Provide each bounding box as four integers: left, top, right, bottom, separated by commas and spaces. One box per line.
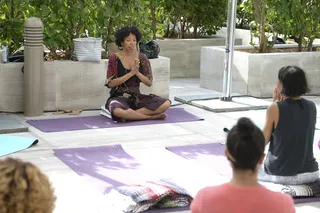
24, 17, 44, 116
221, 0, 237, 101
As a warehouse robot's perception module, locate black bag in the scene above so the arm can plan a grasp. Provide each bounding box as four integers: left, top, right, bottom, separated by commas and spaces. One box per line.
9, 50, 25, 62
139, 40, 160, 59
9, 50, 47, 62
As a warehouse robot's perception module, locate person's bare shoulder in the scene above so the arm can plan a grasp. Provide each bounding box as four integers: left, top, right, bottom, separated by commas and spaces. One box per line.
114, 51, 122, 58
268, 101, 278, 110
266, 102, 279, 117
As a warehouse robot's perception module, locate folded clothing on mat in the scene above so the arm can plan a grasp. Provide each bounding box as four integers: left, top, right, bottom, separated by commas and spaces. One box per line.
100, 105, 112, 119
105, 178, 192, 213
279, 179, 320, 197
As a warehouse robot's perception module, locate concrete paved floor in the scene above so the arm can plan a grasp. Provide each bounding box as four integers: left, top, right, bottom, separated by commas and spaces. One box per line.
2, 78, 320, 213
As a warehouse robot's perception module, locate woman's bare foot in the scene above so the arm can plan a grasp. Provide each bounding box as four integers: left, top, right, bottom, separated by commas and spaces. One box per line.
151, 113, 167, 120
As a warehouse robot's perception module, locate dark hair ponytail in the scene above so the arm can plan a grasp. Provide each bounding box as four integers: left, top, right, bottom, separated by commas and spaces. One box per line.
226, 117, 265, 171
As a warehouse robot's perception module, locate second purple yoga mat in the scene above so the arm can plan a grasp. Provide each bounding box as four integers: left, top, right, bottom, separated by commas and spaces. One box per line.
166, 143, 320, 204
54, 144, 160, 195
27, 107, 203, 132
167, 143, 232, 176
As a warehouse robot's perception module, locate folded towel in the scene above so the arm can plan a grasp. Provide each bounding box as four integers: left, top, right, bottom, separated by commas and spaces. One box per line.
100, 105, 112, 119
282, 179, 320, 197
106, 178, 192, 213
262, 179, 320, 197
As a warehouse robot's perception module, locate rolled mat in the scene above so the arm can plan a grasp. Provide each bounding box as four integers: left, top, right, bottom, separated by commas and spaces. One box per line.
0, 135, 38, 157
166, 143, 320, 204
27, 107, 203, 133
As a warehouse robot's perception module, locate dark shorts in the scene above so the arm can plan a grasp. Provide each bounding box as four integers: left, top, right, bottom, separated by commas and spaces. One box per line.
106, 94, 169, 121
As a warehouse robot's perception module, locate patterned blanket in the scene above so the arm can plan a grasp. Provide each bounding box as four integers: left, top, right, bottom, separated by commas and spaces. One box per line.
262, 179, 320, 197
106, 178, 192, 213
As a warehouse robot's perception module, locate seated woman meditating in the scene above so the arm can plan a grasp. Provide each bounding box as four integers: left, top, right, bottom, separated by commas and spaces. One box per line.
191, 117, 295, 213
105, 26, 171, 121
0, 158, 56, 213
260, 65, 319, 184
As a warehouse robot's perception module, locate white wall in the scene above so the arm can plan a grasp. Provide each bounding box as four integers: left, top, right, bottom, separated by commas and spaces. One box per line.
0, 57, 170, 112
156, 37, 242, 78
215, 27, 258, 46
200, 45, 320, 97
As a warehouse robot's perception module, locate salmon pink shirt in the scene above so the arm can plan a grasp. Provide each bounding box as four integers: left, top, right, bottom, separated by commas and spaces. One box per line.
191, 183, 295, 213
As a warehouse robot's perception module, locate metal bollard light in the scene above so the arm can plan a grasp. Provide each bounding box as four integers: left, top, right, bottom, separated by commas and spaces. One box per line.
23, 17, 44, 116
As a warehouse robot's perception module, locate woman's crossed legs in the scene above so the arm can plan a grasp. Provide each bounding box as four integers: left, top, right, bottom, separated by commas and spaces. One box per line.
108, 97, 171, 121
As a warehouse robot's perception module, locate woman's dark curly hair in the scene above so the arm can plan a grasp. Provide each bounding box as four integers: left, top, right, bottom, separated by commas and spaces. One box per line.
114, 26, 142, 47
0, 158, 56, 213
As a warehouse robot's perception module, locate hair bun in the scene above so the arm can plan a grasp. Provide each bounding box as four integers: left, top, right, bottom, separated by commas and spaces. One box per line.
236, 117, 255, 133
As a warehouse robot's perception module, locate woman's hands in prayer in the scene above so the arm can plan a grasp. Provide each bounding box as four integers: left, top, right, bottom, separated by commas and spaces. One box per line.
273, 87, 284, 102
130, 59, 140, 76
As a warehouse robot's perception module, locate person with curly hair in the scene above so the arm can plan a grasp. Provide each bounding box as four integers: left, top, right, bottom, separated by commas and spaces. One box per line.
0, 158, 56, 213
105, 26, 171, 122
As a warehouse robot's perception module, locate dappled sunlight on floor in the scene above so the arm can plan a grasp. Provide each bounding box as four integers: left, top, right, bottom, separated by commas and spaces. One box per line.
5, 78, 320, 213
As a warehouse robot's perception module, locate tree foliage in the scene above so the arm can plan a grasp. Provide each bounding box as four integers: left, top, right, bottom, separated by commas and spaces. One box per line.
0, 0, 227, 58
236, 0, 254, 29
266, 0, 320, 51
163, 0, 227, 38
242, 0, 320, 52
0, 0, 28, 54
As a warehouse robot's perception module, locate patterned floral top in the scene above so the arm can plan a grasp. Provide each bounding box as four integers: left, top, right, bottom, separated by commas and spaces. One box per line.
105, 53, 153, 96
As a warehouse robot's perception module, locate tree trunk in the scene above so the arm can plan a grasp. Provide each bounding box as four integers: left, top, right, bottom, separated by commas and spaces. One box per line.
307, 38, 314, 51
168, 22, 176, 38
252, 0, 267, 53
150, 4, 157, 40
164, 24, 170, 37
307, 21, 318, 51
259, 16, 267, 53
193, 18, 198, 38
180, 20, 185, 39
106, 18, 114, 43
49, 48, 59, 60
193, 26, 198, 38
298, 33, 303, 52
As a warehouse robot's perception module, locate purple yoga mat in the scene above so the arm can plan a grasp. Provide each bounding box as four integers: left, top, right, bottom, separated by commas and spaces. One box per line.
27, 107, 203, 133
54, 145, 190, 212
54, 144, 160, 195
167, 143, 232, 176
166, 143, 320, 204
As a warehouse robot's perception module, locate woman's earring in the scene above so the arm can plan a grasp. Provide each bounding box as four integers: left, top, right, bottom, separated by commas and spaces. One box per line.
118, 43, 123, 50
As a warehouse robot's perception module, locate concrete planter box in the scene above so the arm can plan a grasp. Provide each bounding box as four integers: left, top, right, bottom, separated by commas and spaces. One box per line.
200, 45, 320, 97
156, 37, 242, 78
215, 27, 320, 46
215, 27, 258, 46
0, 56, 170, 112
